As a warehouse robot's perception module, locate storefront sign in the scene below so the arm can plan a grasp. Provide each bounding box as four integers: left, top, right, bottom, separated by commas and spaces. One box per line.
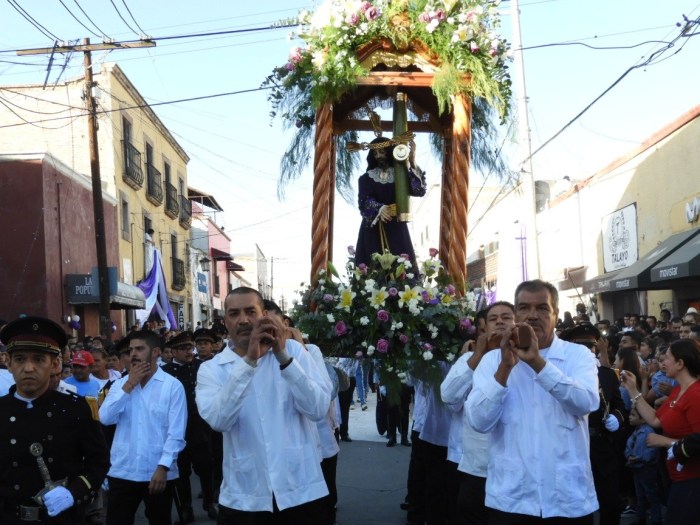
197, 272, 208, 293
602, 204, 638, 273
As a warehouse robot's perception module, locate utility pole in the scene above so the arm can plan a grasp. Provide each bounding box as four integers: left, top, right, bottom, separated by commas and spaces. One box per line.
511, 0, 541, 279
18, 38, 155, 338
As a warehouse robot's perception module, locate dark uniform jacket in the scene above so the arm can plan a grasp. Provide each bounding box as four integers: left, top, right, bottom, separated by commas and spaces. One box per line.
162, 359, 210, 445
0, 387, 110, 523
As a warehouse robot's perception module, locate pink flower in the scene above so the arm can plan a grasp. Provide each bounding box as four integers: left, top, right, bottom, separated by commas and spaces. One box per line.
323, 293, 334, 303
377, 310, 390, 322
470, 41, 480, 53
422, 342, 434, 351
445, 284, 456, 295
347, 245, 356, 256
345, 12, 359, 26
335, 321, 347, 336
377, 338, 389, 353
359, 1, 372, 12
418, 12, 431, 23
460, 318, 476, 334
358, 263, 368, 274
399, 334, 409, 344
388, 287, 398, 296
400, 253, 410, 260
285, 62, 295, 71
429, 247, 439, 258
489, 47, 498, 57
435, 9, 446, 21
365, 6, 380, 21
289, 47, 303, 64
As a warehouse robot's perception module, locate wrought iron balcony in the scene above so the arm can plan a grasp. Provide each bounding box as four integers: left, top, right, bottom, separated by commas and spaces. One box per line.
179, 195, 192, 228
122, 141, 144, 189
165, 182, 179, 219
146, 163, 163, 206
172, 257, 186, 291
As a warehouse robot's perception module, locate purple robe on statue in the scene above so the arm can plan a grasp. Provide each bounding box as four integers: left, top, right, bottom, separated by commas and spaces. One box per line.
355, 166, 426, 267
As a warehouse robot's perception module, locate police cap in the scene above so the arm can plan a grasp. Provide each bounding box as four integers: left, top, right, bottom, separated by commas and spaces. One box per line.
0, 316, 67, 356
193, 328, 216, 343
167, 331, 194, 349
560, 322, 601, 343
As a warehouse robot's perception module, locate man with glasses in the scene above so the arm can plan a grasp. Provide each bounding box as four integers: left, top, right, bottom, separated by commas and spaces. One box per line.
162, 332, 217, 522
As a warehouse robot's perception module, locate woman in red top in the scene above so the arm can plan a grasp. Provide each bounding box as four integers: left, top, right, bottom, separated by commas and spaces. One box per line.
621, 339, 700, 525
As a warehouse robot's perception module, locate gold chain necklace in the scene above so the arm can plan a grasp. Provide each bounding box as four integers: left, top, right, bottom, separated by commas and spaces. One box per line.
670, 379, 698, 408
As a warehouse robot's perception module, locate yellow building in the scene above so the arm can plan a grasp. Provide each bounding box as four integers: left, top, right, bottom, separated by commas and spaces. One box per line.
0, 63, 192, 332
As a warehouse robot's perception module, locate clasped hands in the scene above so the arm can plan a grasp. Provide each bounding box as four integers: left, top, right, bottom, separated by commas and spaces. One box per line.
243, 315, 289, 365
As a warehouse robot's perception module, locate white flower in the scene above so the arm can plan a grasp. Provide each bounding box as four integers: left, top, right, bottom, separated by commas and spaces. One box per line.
407, 273, 415, 279
367, 345, 375, 356
422, 350, 434, 361
362, 341, 368, 347
360, 316, 370, 325
446, 352, 456, 362
302, 332, 309, 340
409, 304, 422, 315
364, 279, 376, 292
326, 313, 335, 323
385, 365, 393, 372
397, 372, 407, 380
318, 278, 326, 285
426, 19, 439, 33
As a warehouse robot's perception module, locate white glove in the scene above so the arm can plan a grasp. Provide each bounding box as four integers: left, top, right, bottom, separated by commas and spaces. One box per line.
604, 414, 620, 432
43, 486, 74, 517
371, 205, 389, 227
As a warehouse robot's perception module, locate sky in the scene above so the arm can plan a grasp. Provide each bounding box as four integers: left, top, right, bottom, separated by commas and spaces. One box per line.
1, 0, 699, 306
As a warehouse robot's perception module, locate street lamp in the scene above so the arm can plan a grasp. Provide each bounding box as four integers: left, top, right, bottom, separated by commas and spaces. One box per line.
200, 257, 211, 272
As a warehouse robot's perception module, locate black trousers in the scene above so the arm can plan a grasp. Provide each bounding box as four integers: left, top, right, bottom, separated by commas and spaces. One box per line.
217, 497, 324, 525
386, 384, 412, 440
406, 430, 427, 525
319, 455, 338, 525
457, 471, 488, 525
337, 377, 356, 438
175, 440, 215, 509
422, 439, 449, 525
489, 509, 594, 525
589, 434, 621, 525
105, 476, 174, 525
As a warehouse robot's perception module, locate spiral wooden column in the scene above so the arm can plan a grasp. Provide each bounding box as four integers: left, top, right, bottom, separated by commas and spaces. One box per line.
439, 133, 453, 268
311, 103, 333, 283
448, 95, 472, 292
327, 137, 337, 264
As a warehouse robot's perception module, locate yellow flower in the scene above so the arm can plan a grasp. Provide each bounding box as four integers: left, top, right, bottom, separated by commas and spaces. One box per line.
398, 285, 421, 308
337, 287, 356, 311
370, 287, 388, 309
443, 0, 458, 13
441, 294, 454, 305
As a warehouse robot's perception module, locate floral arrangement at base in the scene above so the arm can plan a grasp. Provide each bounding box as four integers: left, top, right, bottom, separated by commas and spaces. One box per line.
291, 247, 477, 394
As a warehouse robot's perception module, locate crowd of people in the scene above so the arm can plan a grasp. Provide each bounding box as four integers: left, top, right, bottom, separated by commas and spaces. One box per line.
0, 282, 699, 525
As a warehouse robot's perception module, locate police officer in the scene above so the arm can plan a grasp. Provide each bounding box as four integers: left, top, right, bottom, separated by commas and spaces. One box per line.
162, 332, 216, 522
0, 316, 110, 524
561, 323, 625, 525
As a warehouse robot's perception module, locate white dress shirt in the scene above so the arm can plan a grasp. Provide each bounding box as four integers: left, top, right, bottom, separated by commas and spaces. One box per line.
466, 336, 599, 518
417, 364, 451, 447
99, 367, 187, 481
196, 339, 331, 512
306, 344, 340, 459
440, 352, 489, 476
0, 368, 14, 396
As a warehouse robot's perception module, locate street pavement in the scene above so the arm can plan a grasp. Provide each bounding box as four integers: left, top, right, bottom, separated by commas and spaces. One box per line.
134, 388, 411, 524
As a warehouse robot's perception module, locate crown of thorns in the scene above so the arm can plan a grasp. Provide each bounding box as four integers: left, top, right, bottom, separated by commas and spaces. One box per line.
346, 106, 414, 153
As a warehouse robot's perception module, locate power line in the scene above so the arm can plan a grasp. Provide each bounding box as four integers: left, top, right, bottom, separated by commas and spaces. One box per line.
71, 0, 109, 38
108, 0, 139, 35
6, 0, 62, 41
120, 0, 147, 35
56, 0, 101, 38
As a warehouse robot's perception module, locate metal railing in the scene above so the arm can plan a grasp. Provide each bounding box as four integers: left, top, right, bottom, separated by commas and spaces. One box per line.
146, 163, 163, 205
179, 195, 192, 228
172, 257, 186, 290
165, 182, 179, 218
122, 141, 144, 189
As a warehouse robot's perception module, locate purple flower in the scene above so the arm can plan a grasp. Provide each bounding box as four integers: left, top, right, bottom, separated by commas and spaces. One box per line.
285, 62, 295, 71
376, 338, 389, 353
359, 1, 372, 12
445, 284, 456, 295
418, 12, 431, 23
429, 247, 439, 258
335, 321, 347, 336
399, 334, 409, 344
358, 263, 368, 274
422, 342, 434, 351
377, 310, 390, 322
323, 293, 334, 303
345, 12, 360, 26
435, 9, 446, 21
365, 6, 380, 21
347, 245, 356, 256
388, 287, 398, 297
429, 298, 440, 305
460, 317, 476, 334
422, 291, 430, 302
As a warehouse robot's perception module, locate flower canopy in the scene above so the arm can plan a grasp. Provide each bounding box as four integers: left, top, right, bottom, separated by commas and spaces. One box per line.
292, 249, 477, 391
265, 0, 512, 129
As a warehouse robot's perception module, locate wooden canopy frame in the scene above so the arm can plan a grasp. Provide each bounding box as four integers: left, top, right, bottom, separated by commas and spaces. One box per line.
310, 40, 472, 291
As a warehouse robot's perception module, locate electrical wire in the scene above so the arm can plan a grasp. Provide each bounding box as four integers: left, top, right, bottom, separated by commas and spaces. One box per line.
6, 0, 62, 41
120, 0, 147, 35
71, 0, 109, 38
56, 0, 101, 38
108, 0, 139, 36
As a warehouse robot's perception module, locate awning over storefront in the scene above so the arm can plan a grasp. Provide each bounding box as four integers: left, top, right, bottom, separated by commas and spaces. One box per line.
582, 270, 620, 294
557, 266, 588, 291
607, 228, 700, 291
66, 273, 146, 310
651, 231, 700, 283
226, 261, 245, 272
210, 247, 232, 260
